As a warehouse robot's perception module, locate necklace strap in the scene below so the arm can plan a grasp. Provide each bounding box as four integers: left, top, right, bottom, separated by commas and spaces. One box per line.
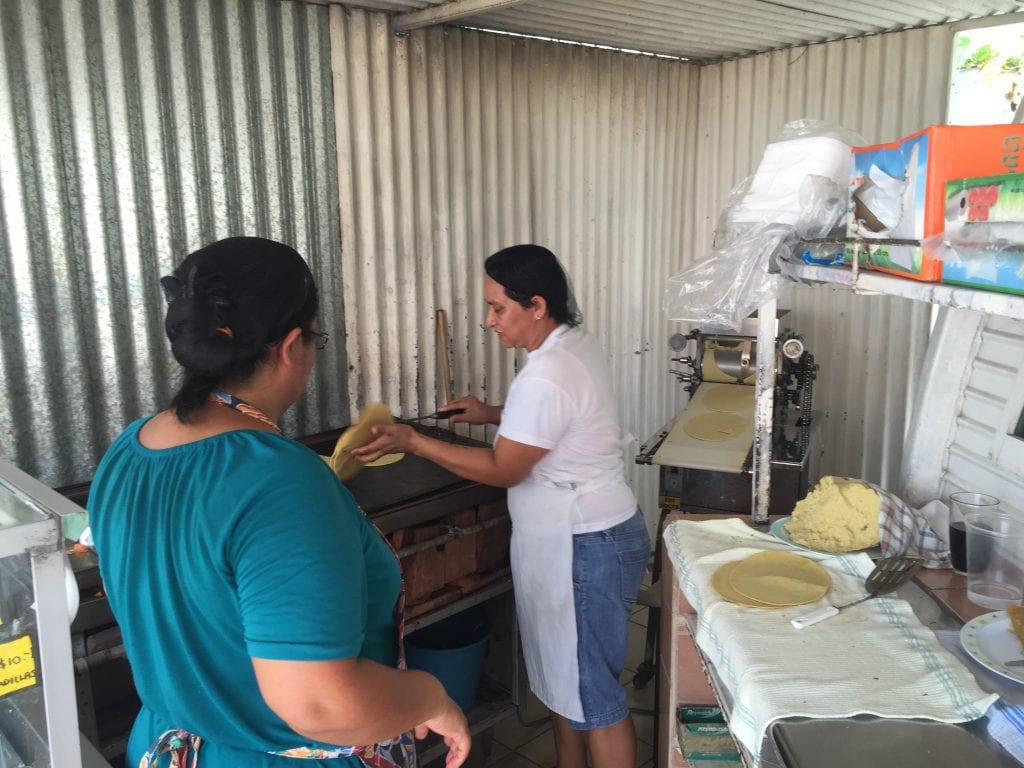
211, 390, 282, 434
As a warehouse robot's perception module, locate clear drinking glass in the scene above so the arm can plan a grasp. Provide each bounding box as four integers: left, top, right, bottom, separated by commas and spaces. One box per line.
965, 509, 1024, 610
949, 492, 999, 575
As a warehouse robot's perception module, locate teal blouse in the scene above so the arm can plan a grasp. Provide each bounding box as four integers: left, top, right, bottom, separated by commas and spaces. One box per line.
89, 417, 401, 767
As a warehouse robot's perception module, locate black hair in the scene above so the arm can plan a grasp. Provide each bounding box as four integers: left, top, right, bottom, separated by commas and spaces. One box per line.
161, 236, 319, 422
484, 244, 581, 327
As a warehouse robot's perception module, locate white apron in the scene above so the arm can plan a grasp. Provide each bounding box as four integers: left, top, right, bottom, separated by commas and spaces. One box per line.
507, 480, 586, 721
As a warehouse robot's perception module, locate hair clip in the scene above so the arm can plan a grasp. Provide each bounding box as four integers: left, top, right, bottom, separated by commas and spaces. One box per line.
214, 326, 234, 339
160, 275, 184, 303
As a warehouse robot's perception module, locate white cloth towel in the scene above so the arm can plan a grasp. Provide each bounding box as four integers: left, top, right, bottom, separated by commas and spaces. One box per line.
664, 518, 999, 766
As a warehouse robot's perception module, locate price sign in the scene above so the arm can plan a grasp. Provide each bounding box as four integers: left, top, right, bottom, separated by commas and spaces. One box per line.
0, 635, 37, 699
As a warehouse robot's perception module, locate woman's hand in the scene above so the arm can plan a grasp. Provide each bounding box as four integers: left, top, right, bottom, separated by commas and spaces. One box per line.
351, 424, 418, 463
414, 695, 471, 767
443, 395, 501, 426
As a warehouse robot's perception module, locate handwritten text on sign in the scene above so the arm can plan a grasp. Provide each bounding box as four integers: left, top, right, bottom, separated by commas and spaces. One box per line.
0, 635, 38, 698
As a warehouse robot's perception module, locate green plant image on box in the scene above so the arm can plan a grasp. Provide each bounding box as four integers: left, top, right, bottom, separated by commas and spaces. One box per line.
949, 23, 1024, 123
962, 43, 998, 70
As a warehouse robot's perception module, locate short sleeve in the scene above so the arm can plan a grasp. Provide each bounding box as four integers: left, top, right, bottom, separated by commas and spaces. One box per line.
230, 454, 372, 662
498, 374, 574, 449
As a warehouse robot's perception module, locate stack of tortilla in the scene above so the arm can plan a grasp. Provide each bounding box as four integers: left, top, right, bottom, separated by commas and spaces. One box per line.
711, 551, 830, 608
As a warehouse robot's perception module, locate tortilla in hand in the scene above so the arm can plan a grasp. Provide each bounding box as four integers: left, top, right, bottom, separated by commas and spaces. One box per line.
328, 403, 402, 481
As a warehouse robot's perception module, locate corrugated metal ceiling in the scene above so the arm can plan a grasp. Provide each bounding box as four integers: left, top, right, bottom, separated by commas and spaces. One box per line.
323, 0, 1024, 62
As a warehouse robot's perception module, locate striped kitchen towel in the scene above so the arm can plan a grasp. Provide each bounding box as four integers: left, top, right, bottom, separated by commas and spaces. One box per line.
872, 483, 950, 569
988, 700, 1024, 762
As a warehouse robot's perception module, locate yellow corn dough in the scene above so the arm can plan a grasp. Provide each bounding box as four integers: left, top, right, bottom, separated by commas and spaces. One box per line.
784, 476, 881, 553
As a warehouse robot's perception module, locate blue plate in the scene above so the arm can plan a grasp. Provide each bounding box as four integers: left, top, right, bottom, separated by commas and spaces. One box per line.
770, 516, 883, 558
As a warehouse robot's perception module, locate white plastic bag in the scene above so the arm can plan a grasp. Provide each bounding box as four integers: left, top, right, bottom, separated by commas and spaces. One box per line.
664, 120, 862, 330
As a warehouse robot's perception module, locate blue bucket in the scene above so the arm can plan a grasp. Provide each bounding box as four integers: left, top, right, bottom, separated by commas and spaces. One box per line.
405, 607, 491, 714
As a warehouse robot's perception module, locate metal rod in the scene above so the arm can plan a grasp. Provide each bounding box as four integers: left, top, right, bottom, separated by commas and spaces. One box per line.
31, 547, 83, 768
800, 236, 920, 246
752, 298, 777, 523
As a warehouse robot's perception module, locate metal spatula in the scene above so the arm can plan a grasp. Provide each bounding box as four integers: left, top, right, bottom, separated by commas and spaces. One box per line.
401, 408, 466, 422
791, 555, 924, 629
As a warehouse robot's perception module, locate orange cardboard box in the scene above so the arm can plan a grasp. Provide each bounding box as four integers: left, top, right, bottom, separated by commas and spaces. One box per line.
845, 124, 1024, 281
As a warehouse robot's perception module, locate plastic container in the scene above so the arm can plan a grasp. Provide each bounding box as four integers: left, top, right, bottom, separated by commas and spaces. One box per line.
405, 607, 491, 714
965, 510, 1024, 610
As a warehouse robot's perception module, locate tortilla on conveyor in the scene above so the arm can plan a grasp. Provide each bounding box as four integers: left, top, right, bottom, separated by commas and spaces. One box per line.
710, 560, 779, 608
683, 412, 747, 442
327, 402, 403, 481
703, 386, 755, 413
727, 550, 831, 607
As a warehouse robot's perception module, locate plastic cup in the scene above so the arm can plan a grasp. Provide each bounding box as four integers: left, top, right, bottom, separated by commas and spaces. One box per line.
949, 492, 1000, 574
965, 509, 1024, 610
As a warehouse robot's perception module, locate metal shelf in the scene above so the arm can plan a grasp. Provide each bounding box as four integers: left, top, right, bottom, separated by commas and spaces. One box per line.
403, 576, 514, 636
787, 263, 1024, 320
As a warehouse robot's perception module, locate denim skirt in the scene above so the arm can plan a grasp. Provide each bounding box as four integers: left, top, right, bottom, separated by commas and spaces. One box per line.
568, 508, 650, 730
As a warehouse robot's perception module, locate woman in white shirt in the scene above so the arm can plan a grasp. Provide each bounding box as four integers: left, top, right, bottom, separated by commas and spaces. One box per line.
354, 244, 650, 768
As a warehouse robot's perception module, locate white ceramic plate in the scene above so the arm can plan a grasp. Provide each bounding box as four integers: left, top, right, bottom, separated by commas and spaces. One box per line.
960, 610, 1024, 684
769, 516, 883, 558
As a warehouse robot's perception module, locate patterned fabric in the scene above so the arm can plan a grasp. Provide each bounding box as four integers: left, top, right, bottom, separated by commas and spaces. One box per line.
211, 390, 282, 434
140, 730, 202, 768
872, 481, 949, 569
271, 733, 416, 765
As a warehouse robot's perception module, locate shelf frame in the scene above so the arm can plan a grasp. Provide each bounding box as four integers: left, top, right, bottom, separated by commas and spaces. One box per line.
788, 262, 1024, 320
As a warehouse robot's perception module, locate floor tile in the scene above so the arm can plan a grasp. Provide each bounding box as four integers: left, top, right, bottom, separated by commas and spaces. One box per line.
516, 729, 557, 767
634, 712, 655, 746
483, 752, 545, 768
636, 738, 654, 766
493, 711, 552, 751
492, 593, 658, 768
522, 690, 551, 722
626, 676, 656, 713
626, 618, 651, 672
483, 741, 512, 766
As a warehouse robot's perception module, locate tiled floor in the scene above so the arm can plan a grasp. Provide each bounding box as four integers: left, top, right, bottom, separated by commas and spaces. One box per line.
450, 600, 658, 768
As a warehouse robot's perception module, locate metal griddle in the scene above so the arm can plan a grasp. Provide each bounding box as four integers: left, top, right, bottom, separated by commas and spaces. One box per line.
305, 424, 504, 534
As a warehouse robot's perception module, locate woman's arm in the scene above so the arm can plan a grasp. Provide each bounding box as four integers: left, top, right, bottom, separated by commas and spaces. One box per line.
353, 427, 546, 488
253, 656, 469, 764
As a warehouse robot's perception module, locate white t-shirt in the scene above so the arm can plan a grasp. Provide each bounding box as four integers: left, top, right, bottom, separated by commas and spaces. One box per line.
497, 325, 638, 534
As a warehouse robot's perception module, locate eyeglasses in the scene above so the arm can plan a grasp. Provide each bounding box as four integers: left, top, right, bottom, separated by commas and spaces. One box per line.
306, 330, 330, 350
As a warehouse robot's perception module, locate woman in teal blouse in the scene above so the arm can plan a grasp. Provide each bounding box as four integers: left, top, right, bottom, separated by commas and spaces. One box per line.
89, 237, 469, 768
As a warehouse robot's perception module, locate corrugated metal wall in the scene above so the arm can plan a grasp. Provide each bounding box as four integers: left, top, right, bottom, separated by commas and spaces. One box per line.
943, 315, 1024, 515
0, 0, 345, 488
330, 7, 700, 516
693, 26, 955, 487
2, 0, 988, 508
